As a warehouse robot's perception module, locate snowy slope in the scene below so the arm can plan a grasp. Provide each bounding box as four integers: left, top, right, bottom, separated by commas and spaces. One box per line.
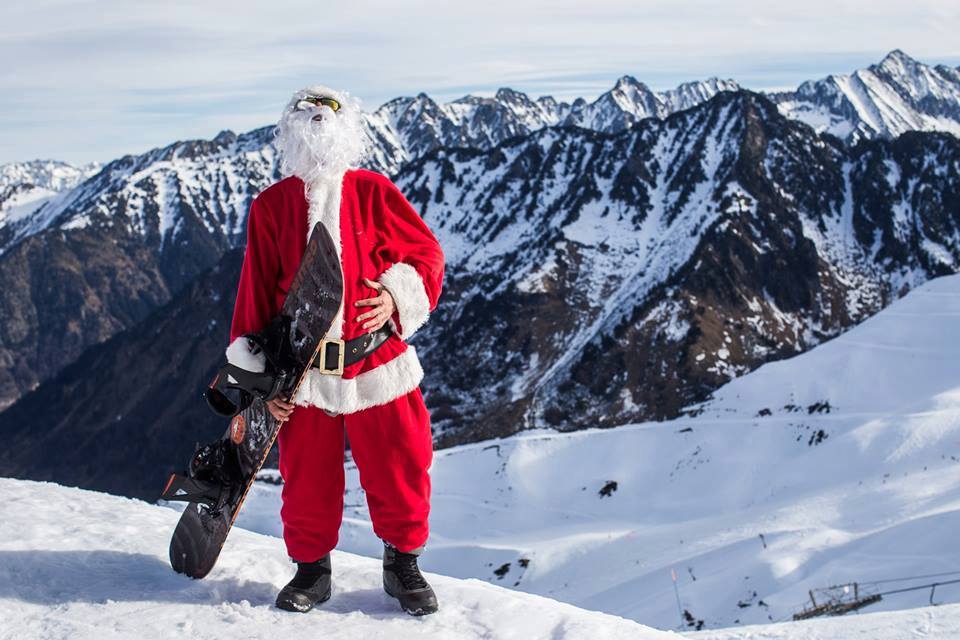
13, 484, 953, 640
0, 477, 675, 640
240, 272, 960, 633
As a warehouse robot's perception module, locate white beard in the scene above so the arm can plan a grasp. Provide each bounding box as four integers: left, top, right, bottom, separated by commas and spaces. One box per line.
274, 84, 371, 189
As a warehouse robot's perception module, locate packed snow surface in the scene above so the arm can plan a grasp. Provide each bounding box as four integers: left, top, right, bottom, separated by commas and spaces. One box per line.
0, 477, 673, 639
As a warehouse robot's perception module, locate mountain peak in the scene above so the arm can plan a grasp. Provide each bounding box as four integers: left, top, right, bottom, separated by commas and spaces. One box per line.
213, 129, 237, 145
606, 75, 654, 108
878, 48, 920, 72
495, 87, 523, 100
613, 74, 644, 90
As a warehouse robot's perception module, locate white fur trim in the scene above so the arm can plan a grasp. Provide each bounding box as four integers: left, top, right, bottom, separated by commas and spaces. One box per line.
305, 172, 346, 340
225, 336, 267, 373
292, 344, 425, 414
378, 262, 431, 341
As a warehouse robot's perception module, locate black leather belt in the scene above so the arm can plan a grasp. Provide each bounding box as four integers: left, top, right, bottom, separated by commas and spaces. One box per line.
312, 323, 393, 376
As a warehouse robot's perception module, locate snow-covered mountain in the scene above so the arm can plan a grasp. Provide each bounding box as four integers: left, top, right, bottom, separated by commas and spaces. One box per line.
2, 49, 950, 252
404, 89, 959, 442
0, 159, 99, 232
770, 49, 960, 143
0, 50, 957, 426
0, 129, 276, 259
368, 49, 960, 168
362, 76, 742, 174
3, 76, 735, 259
0, 89, 957, 486
550, 76, 742, 135
0, 130, 279, 409
239, 272, 960, 632
0, 158, 100, 193
0, 49, 950, 256
0, 476, 673, 640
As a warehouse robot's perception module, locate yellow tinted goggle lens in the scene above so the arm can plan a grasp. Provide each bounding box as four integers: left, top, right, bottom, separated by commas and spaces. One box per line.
297, 95, 341, 112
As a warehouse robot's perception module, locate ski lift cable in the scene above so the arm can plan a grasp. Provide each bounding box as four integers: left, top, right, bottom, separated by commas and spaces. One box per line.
875, 577, 960, 598
858, 570, 960, 586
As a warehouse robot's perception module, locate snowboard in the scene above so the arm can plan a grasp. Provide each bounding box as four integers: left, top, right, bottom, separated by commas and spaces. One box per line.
160, 222, 343, 579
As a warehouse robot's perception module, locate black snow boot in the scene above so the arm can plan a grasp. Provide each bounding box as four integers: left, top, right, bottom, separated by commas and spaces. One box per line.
275, 554, 332, 613
382, 542, 438, 616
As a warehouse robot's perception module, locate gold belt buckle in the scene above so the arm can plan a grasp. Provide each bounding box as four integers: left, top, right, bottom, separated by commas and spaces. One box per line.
316, 337, 345, 375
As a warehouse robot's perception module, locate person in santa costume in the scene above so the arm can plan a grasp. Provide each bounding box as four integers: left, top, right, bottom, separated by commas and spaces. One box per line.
225, 85, 445, 616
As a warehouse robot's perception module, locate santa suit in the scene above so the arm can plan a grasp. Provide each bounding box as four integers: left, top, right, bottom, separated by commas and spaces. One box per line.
226, 168, 445, 561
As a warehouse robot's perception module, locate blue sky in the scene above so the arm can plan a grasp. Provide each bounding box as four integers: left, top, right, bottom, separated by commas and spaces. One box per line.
1, 0, 957, 165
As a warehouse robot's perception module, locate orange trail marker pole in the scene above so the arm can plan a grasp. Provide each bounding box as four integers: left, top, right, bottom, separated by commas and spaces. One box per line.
672, 568, 684, 627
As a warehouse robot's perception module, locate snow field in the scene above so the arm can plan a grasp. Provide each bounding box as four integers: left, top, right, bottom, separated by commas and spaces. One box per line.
0, 477, 672, 640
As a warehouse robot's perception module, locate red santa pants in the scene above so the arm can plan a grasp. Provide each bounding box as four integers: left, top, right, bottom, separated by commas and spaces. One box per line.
276, 386, 433, 562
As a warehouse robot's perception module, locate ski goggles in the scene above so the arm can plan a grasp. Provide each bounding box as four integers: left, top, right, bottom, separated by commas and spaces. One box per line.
294, 94, 341, 112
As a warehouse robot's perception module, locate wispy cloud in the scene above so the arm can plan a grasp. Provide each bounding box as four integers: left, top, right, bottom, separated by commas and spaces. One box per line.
1, 0, 957, 164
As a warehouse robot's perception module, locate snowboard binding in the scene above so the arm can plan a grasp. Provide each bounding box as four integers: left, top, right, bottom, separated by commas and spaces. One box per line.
161, 437, 244, 513
164, 315, 304, 513
204, 314, 301, 418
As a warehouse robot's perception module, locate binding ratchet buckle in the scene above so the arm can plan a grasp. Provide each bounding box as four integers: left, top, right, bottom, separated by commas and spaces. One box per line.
316, 337, 346, 375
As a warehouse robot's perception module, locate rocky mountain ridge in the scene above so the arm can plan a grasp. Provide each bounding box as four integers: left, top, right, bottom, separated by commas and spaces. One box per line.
0, 49, 956, 424
769, 49, 960, 142
1, 88, 957, 499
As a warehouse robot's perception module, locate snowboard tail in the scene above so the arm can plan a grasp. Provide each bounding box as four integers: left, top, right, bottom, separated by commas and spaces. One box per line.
161, 223, 343, 579
169, 504, 231, 578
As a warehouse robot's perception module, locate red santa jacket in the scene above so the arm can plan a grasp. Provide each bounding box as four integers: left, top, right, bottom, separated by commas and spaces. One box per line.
225, 168, 445, 415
